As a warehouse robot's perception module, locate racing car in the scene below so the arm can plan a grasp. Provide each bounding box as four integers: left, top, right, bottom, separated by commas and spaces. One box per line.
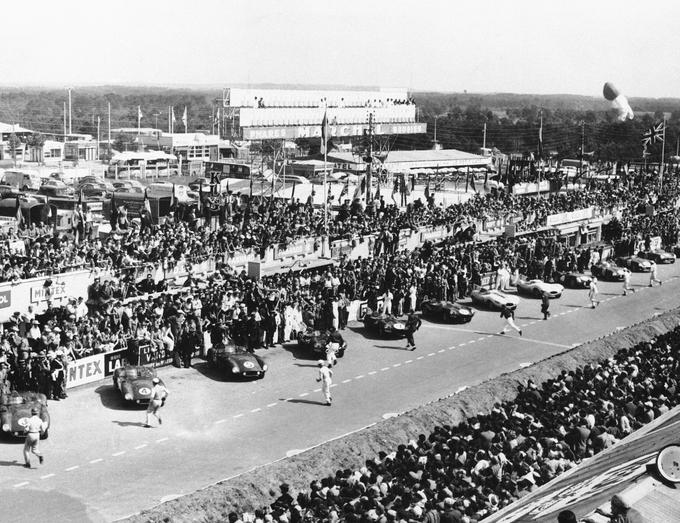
470, 287, 520, 310
516, 279, 564, 298
0, 391, 50, 439
590, 261, 627, 281
207, 342, 267, 379
615, 256, 652, 272
420, 299, 474, 323
113, 365, 165, 404
639, 250, 676, 264
554, 272, 593, 289
363, 311, 407, 338
297, 329, 347, 358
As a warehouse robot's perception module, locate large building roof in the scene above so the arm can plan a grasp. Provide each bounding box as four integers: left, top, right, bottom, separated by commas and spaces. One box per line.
0, 122, 33, 134
327, 149, 490, 170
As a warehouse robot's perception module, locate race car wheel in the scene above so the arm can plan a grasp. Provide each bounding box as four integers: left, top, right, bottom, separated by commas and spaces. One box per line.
533, 288, 541, 297
40, 429, 49, 440
207, 349, 215, 367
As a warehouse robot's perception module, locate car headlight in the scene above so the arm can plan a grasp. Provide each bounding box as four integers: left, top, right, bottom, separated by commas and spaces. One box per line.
262, 364, 268, 371
2, 423, 9, 432
124, 393, 133, 400
458, 310, 469, 315
393, 324, 405, 330
231, 365, 240, 373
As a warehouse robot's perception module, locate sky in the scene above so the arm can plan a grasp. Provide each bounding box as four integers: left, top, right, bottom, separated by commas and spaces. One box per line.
2, 0, 680, 98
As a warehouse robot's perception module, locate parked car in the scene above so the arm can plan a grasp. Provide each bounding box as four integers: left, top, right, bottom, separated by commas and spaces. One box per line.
0, 391, 50, 439
363, 311, 407, 338
297, 329, 347, 358
420, 299, 474, 323
207, 342, 267, 379
113, 365, 164, 404
639, 250, 676, 264
470, 288, 520, 310
615, 256, 652, 272
554, 271, 593, 289
591, 261, 627, 281
112, 180, 145, 192
77, 182, 109, 199
516, 279, 564, 298
38, 179, 75, 198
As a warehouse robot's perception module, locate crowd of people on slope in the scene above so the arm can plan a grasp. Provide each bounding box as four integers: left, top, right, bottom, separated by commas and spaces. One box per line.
225, 329, 680, 523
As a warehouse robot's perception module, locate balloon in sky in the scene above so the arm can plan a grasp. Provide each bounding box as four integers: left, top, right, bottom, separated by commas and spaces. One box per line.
603, 82, 634, 121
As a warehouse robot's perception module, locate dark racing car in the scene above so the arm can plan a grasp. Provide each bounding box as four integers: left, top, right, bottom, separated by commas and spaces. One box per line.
0, 391, 50, 439
420, 299, 474, 323
639, 250, 676, 264
113, 365, 164, 404
554, 271, 593, 289
207, 342, 267, 379
591, 261, 626, 281
297, 329, 347, 358
363, 311, 407, 338
615, 256, 652, 272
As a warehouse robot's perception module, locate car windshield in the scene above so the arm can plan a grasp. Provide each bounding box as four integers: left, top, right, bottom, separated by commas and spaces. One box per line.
2, 393, 26, 405
123, 367, 155, 379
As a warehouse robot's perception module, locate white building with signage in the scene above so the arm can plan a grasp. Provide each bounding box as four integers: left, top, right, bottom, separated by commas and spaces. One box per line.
222, 87, 426, 141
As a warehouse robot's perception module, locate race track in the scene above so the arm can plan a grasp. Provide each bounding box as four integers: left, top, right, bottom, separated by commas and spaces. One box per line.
2, 264, 680, 523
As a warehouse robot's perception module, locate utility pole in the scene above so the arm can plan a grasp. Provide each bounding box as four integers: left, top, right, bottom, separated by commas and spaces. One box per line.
63, 102, 67, 137
579, 121, 585, 179
108, 102, 111, 156
68, 88, 72, 135
660, 116, 667, 190
434, 116, 438, 143
365, 111, 374, 201
96, 116, 100, 160
483, 122, 487, 149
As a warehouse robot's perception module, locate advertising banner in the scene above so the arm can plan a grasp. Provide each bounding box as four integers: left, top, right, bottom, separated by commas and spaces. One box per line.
66, 353, 105, 389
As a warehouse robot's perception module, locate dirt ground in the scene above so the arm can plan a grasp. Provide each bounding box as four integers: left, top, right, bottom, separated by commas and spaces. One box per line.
125, 310, 680, 523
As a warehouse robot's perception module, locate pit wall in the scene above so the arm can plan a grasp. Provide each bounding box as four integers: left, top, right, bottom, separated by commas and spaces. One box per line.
125, 306, 680, 523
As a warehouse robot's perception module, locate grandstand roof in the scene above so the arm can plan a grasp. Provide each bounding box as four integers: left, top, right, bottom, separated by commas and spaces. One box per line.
485, 406, 680, 523
327, 149, 491, 170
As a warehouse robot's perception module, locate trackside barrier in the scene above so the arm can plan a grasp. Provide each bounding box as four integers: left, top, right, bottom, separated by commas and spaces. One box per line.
65, 346, 127, 389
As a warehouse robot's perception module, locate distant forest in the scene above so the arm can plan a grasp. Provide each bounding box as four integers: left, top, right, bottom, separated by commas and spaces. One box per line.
0, 86, 678, 161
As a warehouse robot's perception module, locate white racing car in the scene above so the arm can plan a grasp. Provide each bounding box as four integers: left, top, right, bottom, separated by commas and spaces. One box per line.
470, 288, 520, 310
516, 279, 564, 298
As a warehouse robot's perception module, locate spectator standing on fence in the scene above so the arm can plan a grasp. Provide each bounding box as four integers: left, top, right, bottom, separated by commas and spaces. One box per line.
649, 260, 662, 286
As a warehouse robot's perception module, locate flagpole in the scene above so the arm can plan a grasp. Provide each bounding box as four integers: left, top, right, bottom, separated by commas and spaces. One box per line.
660, 116, 667, 190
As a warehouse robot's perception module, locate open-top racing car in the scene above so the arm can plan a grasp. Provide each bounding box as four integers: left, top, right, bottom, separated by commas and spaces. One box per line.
363, 311, 407, 338
297, 329, 347, 358
113, 365, 165, 404
207, 342, 267, 379
0, 391, 50, 439
516, 279, 564, 298
470, 288, 520, 310
420, 299, 474, 323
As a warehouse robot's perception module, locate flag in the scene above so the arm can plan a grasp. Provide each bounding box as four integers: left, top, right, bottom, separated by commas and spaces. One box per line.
538, 115, 543, 159
171, 107, 177, 124
138, 106, 143, 121
15, 196, 22, 227
339, 179, 348, 200
170, 183, 176, 210
197, 183, 203, 213
290, 180, 296, 204
643, 122, 664, 145
425, 177, 431, 200
182, 106, 188, 131
353, 176, 365, 200
320, 110, 329, 155
110, 193, 118, 228
143, 189, 151, 215
375, 181, 381, 201
78, 189, 83, 208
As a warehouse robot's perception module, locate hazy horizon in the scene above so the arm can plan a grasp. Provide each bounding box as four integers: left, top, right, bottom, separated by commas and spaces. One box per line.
2, 0, 679, 99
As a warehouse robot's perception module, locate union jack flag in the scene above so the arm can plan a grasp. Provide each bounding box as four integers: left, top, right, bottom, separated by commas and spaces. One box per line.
642, 122, 665, 145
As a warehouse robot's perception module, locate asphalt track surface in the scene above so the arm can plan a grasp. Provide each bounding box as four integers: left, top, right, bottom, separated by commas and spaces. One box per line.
2, 264, 680, 523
